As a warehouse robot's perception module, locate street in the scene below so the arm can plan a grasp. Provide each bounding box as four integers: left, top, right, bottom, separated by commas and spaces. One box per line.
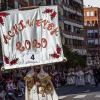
57, 84, 100, 100
19, 84, 100, 100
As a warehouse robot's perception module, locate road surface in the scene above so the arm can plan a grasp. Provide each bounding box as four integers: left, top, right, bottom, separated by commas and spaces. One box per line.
19, 84, 100, 100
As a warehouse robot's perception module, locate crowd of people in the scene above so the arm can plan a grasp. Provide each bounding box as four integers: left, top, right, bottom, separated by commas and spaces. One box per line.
0, 66, 100, 100
48, 66, 100, 88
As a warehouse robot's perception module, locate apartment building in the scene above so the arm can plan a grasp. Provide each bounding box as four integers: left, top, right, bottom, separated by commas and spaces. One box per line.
84, 7, 100, 66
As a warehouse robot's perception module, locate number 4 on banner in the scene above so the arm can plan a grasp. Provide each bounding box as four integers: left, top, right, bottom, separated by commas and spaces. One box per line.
31, 55, 35, 60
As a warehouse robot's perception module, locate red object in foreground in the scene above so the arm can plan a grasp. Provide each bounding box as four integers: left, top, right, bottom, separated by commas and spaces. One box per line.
43, 9, 53, 13
10, 58, 19, 65
4, 56, 9, 64
0, 12, 10, 25
51, 53, 59, 58
57, 45, 61, 54
51, 11, 57, 19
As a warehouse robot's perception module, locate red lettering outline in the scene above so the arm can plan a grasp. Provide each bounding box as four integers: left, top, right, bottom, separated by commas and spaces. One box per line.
25, 40, 31, 50
16, 42, 25, 52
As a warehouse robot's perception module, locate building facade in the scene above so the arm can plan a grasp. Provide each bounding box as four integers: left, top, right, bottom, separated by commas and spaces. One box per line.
84, 7, 100, 66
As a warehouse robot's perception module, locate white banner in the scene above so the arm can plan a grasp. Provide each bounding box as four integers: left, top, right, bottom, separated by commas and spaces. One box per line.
0, 6, 64, 69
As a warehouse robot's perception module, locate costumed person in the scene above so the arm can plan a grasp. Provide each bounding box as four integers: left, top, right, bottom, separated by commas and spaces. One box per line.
76, 68, 85, 86
67, 69, 71, 85
90, 68, 95, 86
84, 68, 88, 84
71, 69, 75, 85
86, 68, 91, 84
24, 66, 58, 100
93, 66, 99, 87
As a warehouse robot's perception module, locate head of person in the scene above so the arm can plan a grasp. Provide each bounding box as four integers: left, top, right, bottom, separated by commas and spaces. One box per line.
34, 66, 41, 73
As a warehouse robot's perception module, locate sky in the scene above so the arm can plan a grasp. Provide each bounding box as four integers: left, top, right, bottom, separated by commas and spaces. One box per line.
83, 0, 100, 7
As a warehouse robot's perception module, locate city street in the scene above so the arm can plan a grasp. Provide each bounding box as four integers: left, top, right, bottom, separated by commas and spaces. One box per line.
57, 84, 100, 100
19, 84, 100, 100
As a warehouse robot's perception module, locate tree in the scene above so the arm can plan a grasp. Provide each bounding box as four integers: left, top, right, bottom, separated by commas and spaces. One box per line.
62, 45, 87, 68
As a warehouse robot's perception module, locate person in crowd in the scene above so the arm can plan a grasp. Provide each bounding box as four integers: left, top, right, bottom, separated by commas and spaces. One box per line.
85, 67, 91, 84
6, 78, 17, 100
67, 69, 72, 85
90, 68, 95, 86
76, 68, 85, 86
18, 78, 25, 95
93, 66, 99, 87
71, 69, 75, 85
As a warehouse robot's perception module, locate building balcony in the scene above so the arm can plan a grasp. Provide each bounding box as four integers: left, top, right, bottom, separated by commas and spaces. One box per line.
62, 2, 83, 16
73, 0, 82, 4
87, 45, 99, 48
63, 30, 83, 38
59, 15, 83, 28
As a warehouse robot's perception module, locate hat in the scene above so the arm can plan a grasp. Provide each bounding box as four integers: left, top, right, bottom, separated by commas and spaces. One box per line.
6, 78, 12, 82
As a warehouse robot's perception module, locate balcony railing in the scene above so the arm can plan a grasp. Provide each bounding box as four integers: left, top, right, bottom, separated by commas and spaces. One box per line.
0, 3, 14, 11
63, 30, 83, 37
59, 15, 83, 26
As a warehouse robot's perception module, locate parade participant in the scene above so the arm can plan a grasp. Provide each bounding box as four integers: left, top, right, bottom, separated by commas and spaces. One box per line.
84, 68, 88, 84
71, 69, 75, 85
24, 66, 58, 100
85, 68, 91, 84
93, 66, 99, 87
67, 69, 72, 85
76, 68, 85, 86
90, 68, 95, 86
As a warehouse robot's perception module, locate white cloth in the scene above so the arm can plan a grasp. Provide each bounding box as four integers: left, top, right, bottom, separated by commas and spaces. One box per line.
76, 70, 85, 86
90, 70, 95, 85
85, 70, 91, 84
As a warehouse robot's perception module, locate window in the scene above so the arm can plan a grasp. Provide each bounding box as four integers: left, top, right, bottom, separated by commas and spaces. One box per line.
86, 12, 90, 16
92, 20, 94, 26
88, 33, 91, 38
68, 25, 71, 31
91, 11, 94, 16
95, 20, 98, 26
65, 38, 68, 45
84, 22, 86, 26
94, 11, 97, 16
94, 30, 98, 38
64, 24, 68, 31
95, 39, 98, 44
91, 33, 94, 38
87, 21, 90, 26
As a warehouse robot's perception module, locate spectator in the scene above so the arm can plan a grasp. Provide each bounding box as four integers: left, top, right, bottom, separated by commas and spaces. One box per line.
93, 66, 99, 87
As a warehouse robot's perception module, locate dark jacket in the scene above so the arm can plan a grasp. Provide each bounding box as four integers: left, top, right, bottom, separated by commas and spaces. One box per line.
93, 68, 99, 77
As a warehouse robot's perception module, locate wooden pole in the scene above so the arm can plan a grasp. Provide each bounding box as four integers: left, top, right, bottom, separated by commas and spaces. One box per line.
19, 6, 39, 10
